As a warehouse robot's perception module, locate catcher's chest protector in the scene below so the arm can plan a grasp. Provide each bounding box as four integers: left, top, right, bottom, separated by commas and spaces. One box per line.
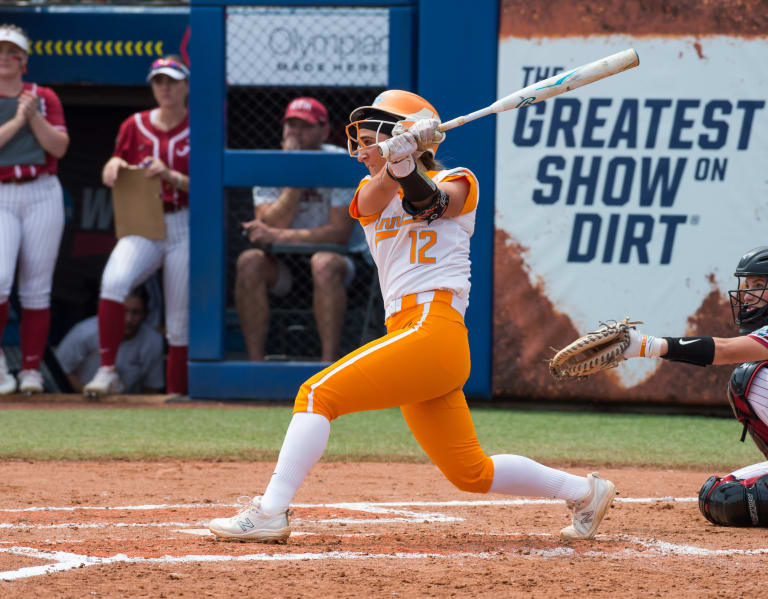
728, 361, 768, 459
699, 473, 768, 526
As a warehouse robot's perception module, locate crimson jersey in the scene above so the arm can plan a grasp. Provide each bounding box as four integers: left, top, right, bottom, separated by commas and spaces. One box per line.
0, 82, 67, 182
113, 109, 190, 208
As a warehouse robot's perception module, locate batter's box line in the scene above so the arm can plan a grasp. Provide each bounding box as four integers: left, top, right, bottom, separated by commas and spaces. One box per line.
0, 497, 697, 514
0, 546, 501, 581
5, 533, 768, 582
0, 521, 194, 530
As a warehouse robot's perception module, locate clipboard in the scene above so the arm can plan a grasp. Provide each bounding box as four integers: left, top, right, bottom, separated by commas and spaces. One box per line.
111, 166, 166, 240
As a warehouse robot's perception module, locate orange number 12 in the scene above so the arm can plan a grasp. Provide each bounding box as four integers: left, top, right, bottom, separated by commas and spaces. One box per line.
409, 230, 437, 264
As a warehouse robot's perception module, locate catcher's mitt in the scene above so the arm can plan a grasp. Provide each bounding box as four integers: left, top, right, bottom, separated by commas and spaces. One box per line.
549, 317, 642, 381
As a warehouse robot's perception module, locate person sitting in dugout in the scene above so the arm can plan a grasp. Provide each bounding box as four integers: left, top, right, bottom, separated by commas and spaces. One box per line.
56, 286, 164, 395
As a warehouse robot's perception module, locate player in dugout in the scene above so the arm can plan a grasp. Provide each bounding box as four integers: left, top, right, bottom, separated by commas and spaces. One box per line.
84, 56, 190, 398
0, 24, 69, 395
56, 286, 164, 394
207, 89, 618, 543
618, 245, 768, 527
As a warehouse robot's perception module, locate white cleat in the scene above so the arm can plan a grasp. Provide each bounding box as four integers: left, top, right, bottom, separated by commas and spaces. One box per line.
208, 496, 291, 543
83, 365, 124, 398
560, 472, 616, 540
0, 352, 16, 395
18, 369, 44, 395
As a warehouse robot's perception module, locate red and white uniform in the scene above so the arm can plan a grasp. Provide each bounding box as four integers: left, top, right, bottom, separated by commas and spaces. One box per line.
726, 363, 768, 480
0, 82, 66, 371
0, 83, 65, 182
97, 109, 190, 393
112, 109, 189, 210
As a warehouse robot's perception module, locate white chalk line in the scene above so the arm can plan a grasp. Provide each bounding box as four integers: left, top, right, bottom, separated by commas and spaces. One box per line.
4, 531, 768, 582
0, 496, 696, 530
2, 496, 762, 582
0, 497, 696, 513
0, 546, 501, 581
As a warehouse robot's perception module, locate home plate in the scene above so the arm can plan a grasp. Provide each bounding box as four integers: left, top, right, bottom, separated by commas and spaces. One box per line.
175, 529, 213, 536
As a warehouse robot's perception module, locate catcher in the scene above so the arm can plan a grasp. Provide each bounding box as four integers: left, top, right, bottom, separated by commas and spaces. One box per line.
550, 245, 768, 527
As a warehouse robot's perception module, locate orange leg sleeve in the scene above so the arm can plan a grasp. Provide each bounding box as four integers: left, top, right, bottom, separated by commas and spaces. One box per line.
292, 299, 492, 493
401, 389, 494, 494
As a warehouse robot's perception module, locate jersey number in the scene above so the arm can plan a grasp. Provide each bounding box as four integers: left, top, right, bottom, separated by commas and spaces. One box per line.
409, 230, 437, 264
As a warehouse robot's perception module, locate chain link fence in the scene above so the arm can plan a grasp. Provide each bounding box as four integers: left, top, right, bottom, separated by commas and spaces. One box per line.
224, 5, 391, 361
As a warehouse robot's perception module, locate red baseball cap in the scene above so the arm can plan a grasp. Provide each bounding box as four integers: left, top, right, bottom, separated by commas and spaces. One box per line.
282, 97, 328, 125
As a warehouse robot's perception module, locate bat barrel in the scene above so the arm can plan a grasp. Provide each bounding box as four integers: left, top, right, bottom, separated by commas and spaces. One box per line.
382, 48, 640, 154
494, 48, 639, 112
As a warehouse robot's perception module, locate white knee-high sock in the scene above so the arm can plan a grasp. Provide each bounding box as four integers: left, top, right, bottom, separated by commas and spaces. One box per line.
260, 412, 330, 514
489, 455, 590, 501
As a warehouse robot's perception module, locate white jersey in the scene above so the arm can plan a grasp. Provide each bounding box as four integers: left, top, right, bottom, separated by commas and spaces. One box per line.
350, 167, 479, 319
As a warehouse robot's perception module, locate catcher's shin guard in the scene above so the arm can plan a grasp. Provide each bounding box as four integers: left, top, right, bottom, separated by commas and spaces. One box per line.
698, 474, 768, 526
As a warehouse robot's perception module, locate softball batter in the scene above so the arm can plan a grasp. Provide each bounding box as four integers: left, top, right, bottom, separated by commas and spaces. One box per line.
208, 90, 616, 542
0, 24, 69, 395
84, 56, 190, 397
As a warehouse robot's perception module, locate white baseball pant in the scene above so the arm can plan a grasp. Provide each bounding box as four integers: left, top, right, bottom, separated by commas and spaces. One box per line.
100, 208, 189, 345
0, 174, 64, 308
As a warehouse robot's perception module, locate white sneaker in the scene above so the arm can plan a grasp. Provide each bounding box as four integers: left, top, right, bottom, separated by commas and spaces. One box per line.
18, 369, 43, 395
0, 352, 16, 395
208, 496, 291, 543
83, 366, 124, 398
560, 473, 616, 540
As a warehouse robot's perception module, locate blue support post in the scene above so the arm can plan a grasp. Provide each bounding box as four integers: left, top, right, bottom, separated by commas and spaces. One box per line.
224, 151, 364, 188
189, 6, 226, 361
388, 6, 415, 90
417, 0, 497, 398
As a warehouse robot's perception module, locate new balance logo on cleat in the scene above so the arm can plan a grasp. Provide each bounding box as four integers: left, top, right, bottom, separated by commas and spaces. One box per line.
208, 497, 292, 543
560, 473, 616, 540
238, 518, 255, 532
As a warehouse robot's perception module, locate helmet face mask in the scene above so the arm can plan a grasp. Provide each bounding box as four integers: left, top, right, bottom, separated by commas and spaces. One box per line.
346, 90, 441, 157
728, 246, 768, 334
345, 118, 395, 157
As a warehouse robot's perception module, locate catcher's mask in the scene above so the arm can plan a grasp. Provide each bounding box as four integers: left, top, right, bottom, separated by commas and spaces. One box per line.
345, 89, 441, 157
729, 246, 768, 334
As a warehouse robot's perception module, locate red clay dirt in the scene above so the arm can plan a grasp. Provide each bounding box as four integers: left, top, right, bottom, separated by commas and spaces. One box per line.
1, 458, 766, 598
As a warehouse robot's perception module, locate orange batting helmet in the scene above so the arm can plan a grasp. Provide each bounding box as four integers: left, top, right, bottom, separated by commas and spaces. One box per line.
346, 90, 443, 157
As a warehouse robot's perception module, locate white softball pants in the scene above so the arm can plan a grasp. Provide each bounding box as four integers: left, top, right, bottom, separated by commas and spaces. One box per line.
100, 208, 189, 346
0, 174, 64, 308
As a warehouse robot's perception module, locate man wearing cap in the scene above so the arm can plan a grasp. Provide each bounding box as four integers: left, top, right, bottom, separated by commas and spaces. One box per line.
237, 97, 356, 362
0, 23, 69, 395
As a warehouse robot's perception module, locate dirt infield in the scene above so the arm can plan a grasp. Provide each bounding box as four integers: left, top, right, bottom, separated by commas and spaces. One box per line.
1, 459, 766, 598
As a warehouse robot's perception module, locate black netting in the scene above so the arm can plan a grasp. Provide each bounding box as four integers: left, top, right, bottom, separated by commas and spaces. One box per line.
223, 6, 390, 361
227, 86, 383, 150
225, 188, 385, 361
226, 5, 389, 149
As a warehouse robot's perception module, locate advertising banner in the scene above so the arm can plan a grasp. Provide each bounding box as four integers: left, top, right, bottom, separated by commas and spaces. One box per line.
494, 36, 768, 403
226, 7, 389, 87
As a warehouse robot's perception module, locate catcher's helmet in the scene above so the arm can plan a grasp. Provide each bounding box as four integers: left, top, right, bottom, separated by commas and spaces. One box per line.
346, 89, 442, 157
729, 246, 768, 334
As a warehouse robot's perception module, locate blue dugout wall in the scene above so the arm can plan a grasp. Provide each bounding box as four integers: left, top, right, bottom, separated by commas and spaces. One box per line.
0, 1, 497, 399
188, 0, 497, 399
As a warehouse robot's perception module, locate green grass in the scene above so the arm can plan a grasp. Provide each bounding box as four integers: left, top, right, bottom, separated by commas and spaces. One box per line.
0, 406, 763, 470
